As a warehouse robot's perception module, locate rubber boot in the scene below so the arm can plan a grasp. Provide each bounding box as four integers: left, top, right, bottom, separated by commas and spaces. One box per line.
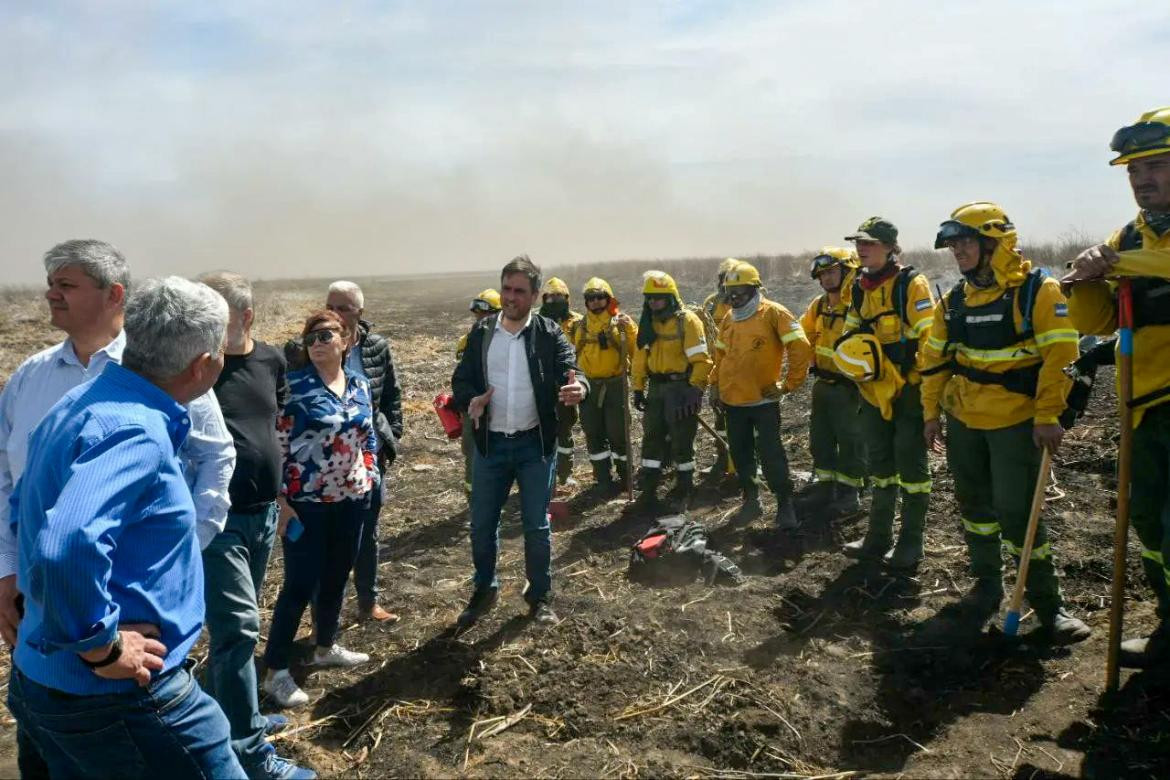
1036, 607, 1092, 646
665, 471, 694, 512
591, 460, 619, 498
614, 460, 632, 497
556, 450, 575, 486
1120, 620, 1170, 668
702, 445, 731, 485
957, 577, 1004, 628
824, 485, 861, 518
734, 486, 763, 523
883, 511, 925, 571
794, 480, 834, 511
774, 498, 799, 533
633, 470, 662, 511
843, 486, 896, 561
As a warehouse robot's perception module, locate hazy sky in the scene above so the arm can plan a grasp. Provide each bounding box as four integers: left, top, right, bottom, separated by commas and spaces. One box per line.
1, 1, 1166, 284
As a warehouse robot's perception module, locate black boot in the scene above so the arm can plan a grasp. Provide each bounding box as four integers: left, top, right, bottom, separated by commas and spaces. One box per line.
794, 480, 834, 510
1036, 607, 1092, 646
775, 498, 799, 532
956, 578, 1004, 628
591, 460, 619, 498
824, 485, 862, 518
665, 471, 694, 511
734, 488, 763, 523
633, 470, 662, 511
1120, 620, 1170, 668
457, 587, 498, 629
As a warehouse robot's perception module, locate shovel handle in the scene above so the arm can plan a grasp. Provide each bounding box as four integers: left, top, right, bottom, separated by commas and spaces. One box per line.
1002, 446, 1053, 635
1107, 280, 1135, 694
1003, 610, 1021, 638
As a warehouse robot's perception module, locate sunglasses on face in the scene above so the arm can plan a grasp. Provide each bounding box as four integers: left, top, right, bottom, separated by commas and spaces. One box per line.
326, 303, 359, 315
584, 293, 609, 303
305, 329, 339, 346
1111, 121, 1170, 155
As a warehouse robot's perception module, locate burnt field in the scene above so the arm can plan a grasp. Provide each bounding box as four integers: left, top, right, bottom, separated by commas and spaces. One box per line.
1, 254, 1167, 779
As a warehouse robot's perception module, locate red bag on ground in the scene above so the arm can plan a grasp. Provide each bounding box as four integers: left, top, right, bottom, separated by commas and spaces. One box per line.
433, 392, 463, 439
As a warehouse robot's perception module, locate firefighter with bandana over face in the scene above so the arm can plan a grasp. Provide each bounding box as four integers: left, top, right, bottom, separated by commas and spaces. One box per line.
572, 278, 638, 498
699, 258, 742, 487
709, 261, 812, 530
839, 217, 935, 570
1066, 106, 1170, 666
922, 203, 1090, 644
798, 247, 868, 518
632, 271, 713, 510
456, 289, 502, 494
540, 277, 584, 486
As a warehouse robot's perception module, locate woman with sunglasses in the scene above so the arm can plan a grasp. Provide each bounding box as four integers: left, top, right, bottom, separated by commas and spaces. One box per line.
262, 310, 378, 708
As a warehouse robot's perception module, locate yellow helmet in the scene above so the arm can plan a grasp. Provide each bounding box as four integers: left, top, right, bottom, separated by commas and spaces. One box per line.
833, 333, 882, 383
582, 277, 614, 298
809, 246, 858, 279
1110, 106, 1170, 166
542, 277, 570, 298
642, 270, 680, 298
722, 261, 761, 288
718, 257, 741, 277
470, 288, 501, 312
934, 201, 1016, 249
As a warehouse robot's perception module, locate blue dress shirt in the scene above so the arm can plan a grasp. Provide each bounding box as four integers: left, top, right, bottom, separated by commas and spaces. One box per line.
10, 363, 204, 695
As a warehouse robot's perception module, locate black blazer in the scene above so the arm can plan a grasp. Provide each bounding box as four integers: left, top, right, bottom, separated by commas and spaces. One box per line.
452, 312, 588, 457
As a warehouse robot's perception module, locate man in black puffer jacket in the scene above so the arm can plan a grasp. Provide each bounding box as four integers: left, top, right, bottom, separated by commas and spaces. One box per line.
284, 281, 404, 623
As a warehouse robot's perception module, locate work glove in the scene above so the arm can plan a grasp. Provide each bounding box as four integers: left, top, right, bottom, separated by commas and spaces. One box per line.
675, 385, 705, 421
633, 390, 646, 412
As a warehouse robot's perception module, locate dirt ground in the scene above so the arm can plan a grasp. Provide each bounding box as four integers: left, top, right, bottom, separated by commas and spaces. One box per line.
1, 257, 1168, 779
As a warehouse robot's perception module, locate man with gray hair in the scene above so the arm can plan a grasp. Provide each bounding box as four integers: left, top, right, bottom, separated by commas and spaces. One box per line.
0, 241, 238, 776
6, 276, 244, 777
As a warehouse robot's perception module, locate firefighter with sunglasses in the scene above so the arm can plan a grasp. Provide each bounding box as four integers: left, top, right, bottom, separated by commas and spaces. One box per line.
540, 277, 584, 486
1066, 106, 1170, 665
699, 258, 743, 487
455, 289, 502, 493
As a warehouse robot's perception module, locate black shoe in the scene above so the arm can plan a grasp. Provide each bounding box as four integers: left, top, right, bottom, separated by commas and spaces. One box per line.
774, 500, 799, 532
794, 481, 834, 509
1036, 608, 1091, 646
1119, 621, 1170, 668
457, 587, 498, 629
734, 495, 763, 523
824, 486, 861, 517
957, 578, 1004, 626
530, 600, 558, 624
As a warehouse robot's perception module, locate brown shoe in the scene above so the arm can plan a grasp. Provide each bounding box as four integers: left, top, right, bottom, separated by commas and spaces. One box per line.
361, 604, 400, 623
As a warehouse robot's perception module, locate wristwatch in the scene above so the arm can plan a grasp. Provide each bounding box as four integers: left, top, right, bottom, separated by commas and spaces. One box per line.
81, 633, 124, 669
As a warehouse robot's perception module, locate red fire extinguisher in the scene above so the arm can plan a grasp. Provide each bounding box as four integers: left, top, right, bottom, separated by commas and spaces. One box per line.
432, 392, 463, 440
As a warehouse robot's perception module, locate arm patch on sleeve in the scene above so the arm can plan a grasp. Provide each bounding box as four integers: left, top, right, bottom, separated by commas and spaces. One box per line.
1054, 303, 1069, 317
915, 299, 932, 312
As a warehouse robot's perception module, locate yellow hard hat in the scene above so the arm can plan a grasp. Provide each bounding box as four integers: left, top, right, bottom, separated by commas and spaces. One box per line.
582, 277, 614, 298
543, 277, 571, 298
722, 261, 761, 288
470, 288, 501, 312
642, 270, 680, 297
809, 246, 859, 279
718, 258, 741, 276
934, 201, 1016, 249
1110, 106, 1170, 166
833, 333, 882, 383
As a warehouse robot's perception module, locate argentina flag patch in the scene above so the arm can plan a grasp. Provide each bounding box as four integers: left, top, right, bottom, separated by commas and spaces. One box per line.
1054, 303, 1069, 317
915, 299, 932, 312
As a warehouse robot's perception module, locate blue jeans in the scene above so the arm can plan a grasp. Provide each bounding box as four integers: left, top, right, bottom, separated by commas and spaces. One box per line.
202, 502, 278, 773
352, 485, 384, 609
470, 429, 556, 604
264, 497, 366, 670
8, 662, 244, 779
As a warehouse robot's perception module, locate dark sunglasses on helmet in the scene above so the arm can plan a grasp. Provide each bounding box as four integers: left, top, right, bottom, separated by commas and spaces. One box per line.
469, 299, 494, 313
584, 293, 609, 303
809, 255, 842, 278
1111, 121, 1170, 155
933, 220, 981, 249
305, 329, 339, 346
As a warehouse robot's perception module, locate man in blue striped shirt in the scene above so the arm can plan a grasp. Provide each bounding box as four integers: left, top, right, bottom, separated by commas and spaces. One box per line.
6, 276, 244, 778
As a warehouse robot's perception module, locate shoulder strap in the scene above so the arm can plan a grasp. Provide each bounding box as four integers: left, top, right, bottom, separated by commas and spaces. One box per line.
1016, 267, 1048, 335
850, 276, 864, 314
1118, 219, 1142, 252
894, 266, 920, 325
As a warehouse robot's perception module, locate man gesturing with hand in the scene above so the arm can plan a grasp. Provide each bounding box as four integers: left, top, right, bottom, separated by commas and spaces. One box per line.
453, 255, 588, 628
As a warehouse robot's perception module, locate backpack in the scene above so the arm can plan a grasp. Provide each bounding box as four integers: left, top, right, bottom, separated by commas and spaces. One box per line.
849, 266, 923, 372
629, 515, 744, 586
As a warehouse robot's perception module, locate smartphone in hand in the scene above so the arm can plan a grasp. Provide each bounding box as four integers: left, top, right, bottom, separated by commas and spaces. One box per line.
285, 516, 304, 542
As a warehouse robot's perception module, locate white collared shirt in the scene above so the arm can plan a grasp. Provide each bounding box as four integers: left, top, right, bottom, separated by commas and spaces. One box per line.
486, 313, 540, 434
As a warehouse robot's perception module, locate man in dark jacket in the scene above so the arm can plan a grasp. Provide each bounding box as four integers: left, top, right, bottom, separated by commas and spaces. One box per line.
284, 281, 404, 622
452, 256, 588, 627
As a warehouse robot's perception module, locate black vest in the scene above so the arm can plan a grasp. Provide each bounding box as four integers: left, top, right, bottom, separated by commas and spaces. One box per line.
1118, 220, 1170, 329
848, 266, 921, 371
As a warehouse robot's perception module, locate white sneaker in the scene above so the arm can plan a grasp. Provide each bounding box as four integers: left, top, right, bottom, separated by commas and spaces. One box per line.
311, 644, 370, 668
263, 669, 309, 708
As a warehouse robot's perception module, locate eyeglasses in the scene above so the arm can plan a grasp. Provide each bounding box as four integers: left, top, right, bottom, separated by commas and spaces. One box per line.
305, 329, 339, 346
326, 303, 360, 315
1111, 121, 1170, 155
584, 293, 609, 303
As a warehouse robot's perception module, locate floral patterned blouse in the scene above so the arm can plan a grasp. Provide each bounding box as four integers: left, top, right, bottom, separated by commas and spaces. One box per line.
277, 367, 378, 503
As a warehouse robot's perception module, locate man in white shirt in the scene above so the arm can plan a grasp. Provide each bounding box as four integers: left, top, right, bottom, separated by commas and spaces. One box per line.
451, 256, 587, 628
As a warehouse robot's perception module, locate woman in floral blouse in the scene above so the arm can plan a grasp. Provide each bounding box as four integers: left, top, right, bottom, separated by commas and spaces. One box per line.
262, 309, 378, 708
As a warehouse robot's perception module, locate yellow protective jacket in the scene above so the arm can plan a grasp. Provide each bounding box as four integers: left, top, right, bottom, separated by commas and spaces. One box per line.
921, 246, 1077, 429
572, 309, 638, 379
844, 265, 935, 386
701, 291, 733, 346
632, 308, 712, 391
456, 331, 469, 361
557, 311, 584, 339
1068, 213, 1170, 428
799, 268, 858, 377
710, 295, 811, 405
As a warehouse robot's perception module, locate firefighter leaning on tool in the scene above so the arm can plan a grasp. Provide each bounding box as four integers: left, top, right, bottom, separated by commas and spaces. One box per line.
699, 258, 742, 486
456, 289, 502, 493
798, 247, 867, 518
571, 277, 638, 497
922, 202, 1090, 644
631, 271, 713, 510
837, 217, 935, 570
709, 261, 811, 530
539, 277, 584, 486
1066, 106, 1170, 666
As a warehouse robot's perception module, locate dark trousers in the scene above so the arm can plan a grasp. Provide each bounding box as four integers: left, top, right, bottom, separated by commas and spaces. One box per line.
264, 497, 367, 670
1131, 403, 1170, 618
352, 485, 385, 609
725, 401, 793, 498
641, 378, 699, 474
809, 379, 867, 487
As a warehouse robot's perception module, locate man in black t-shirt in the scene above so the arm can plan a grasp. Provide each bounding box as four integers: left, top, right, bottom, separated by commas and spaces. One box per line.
200, 273, 312, 779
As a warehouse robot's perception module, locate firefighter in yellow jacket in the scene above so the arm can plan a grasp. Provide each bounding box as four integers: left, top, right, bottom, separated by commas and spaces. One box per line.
632, 271, 713, 509
456, 289, 502, 493
540, 277, 585, 485
922, 202, 1090, 644
1066, 106, 1170, 665
709, 262, 812, 529
798, 247, 867, 517
572, 277, 638, 497
699, 258, 741, 485
840, 217, 935, 570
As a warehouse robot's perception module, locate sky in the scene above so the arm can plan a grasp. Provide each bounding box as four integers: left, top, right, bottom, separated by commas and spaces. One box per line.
0, 0, 1166, 284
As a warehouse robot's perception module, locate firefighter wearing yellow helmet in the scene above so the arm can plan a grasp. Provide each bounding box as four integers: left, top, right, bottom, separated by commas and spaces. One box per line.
540, 277, 585, 486
1067, 106, 1170, 665
698, 258, 744, 485
922, 202, 1089, 644
632, 271, 713, 510
709, 262, 811, 529
456, 289, 502, 493
571, 277, 638, 497
797, 247, 867, 517
839, 217, 936, 570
